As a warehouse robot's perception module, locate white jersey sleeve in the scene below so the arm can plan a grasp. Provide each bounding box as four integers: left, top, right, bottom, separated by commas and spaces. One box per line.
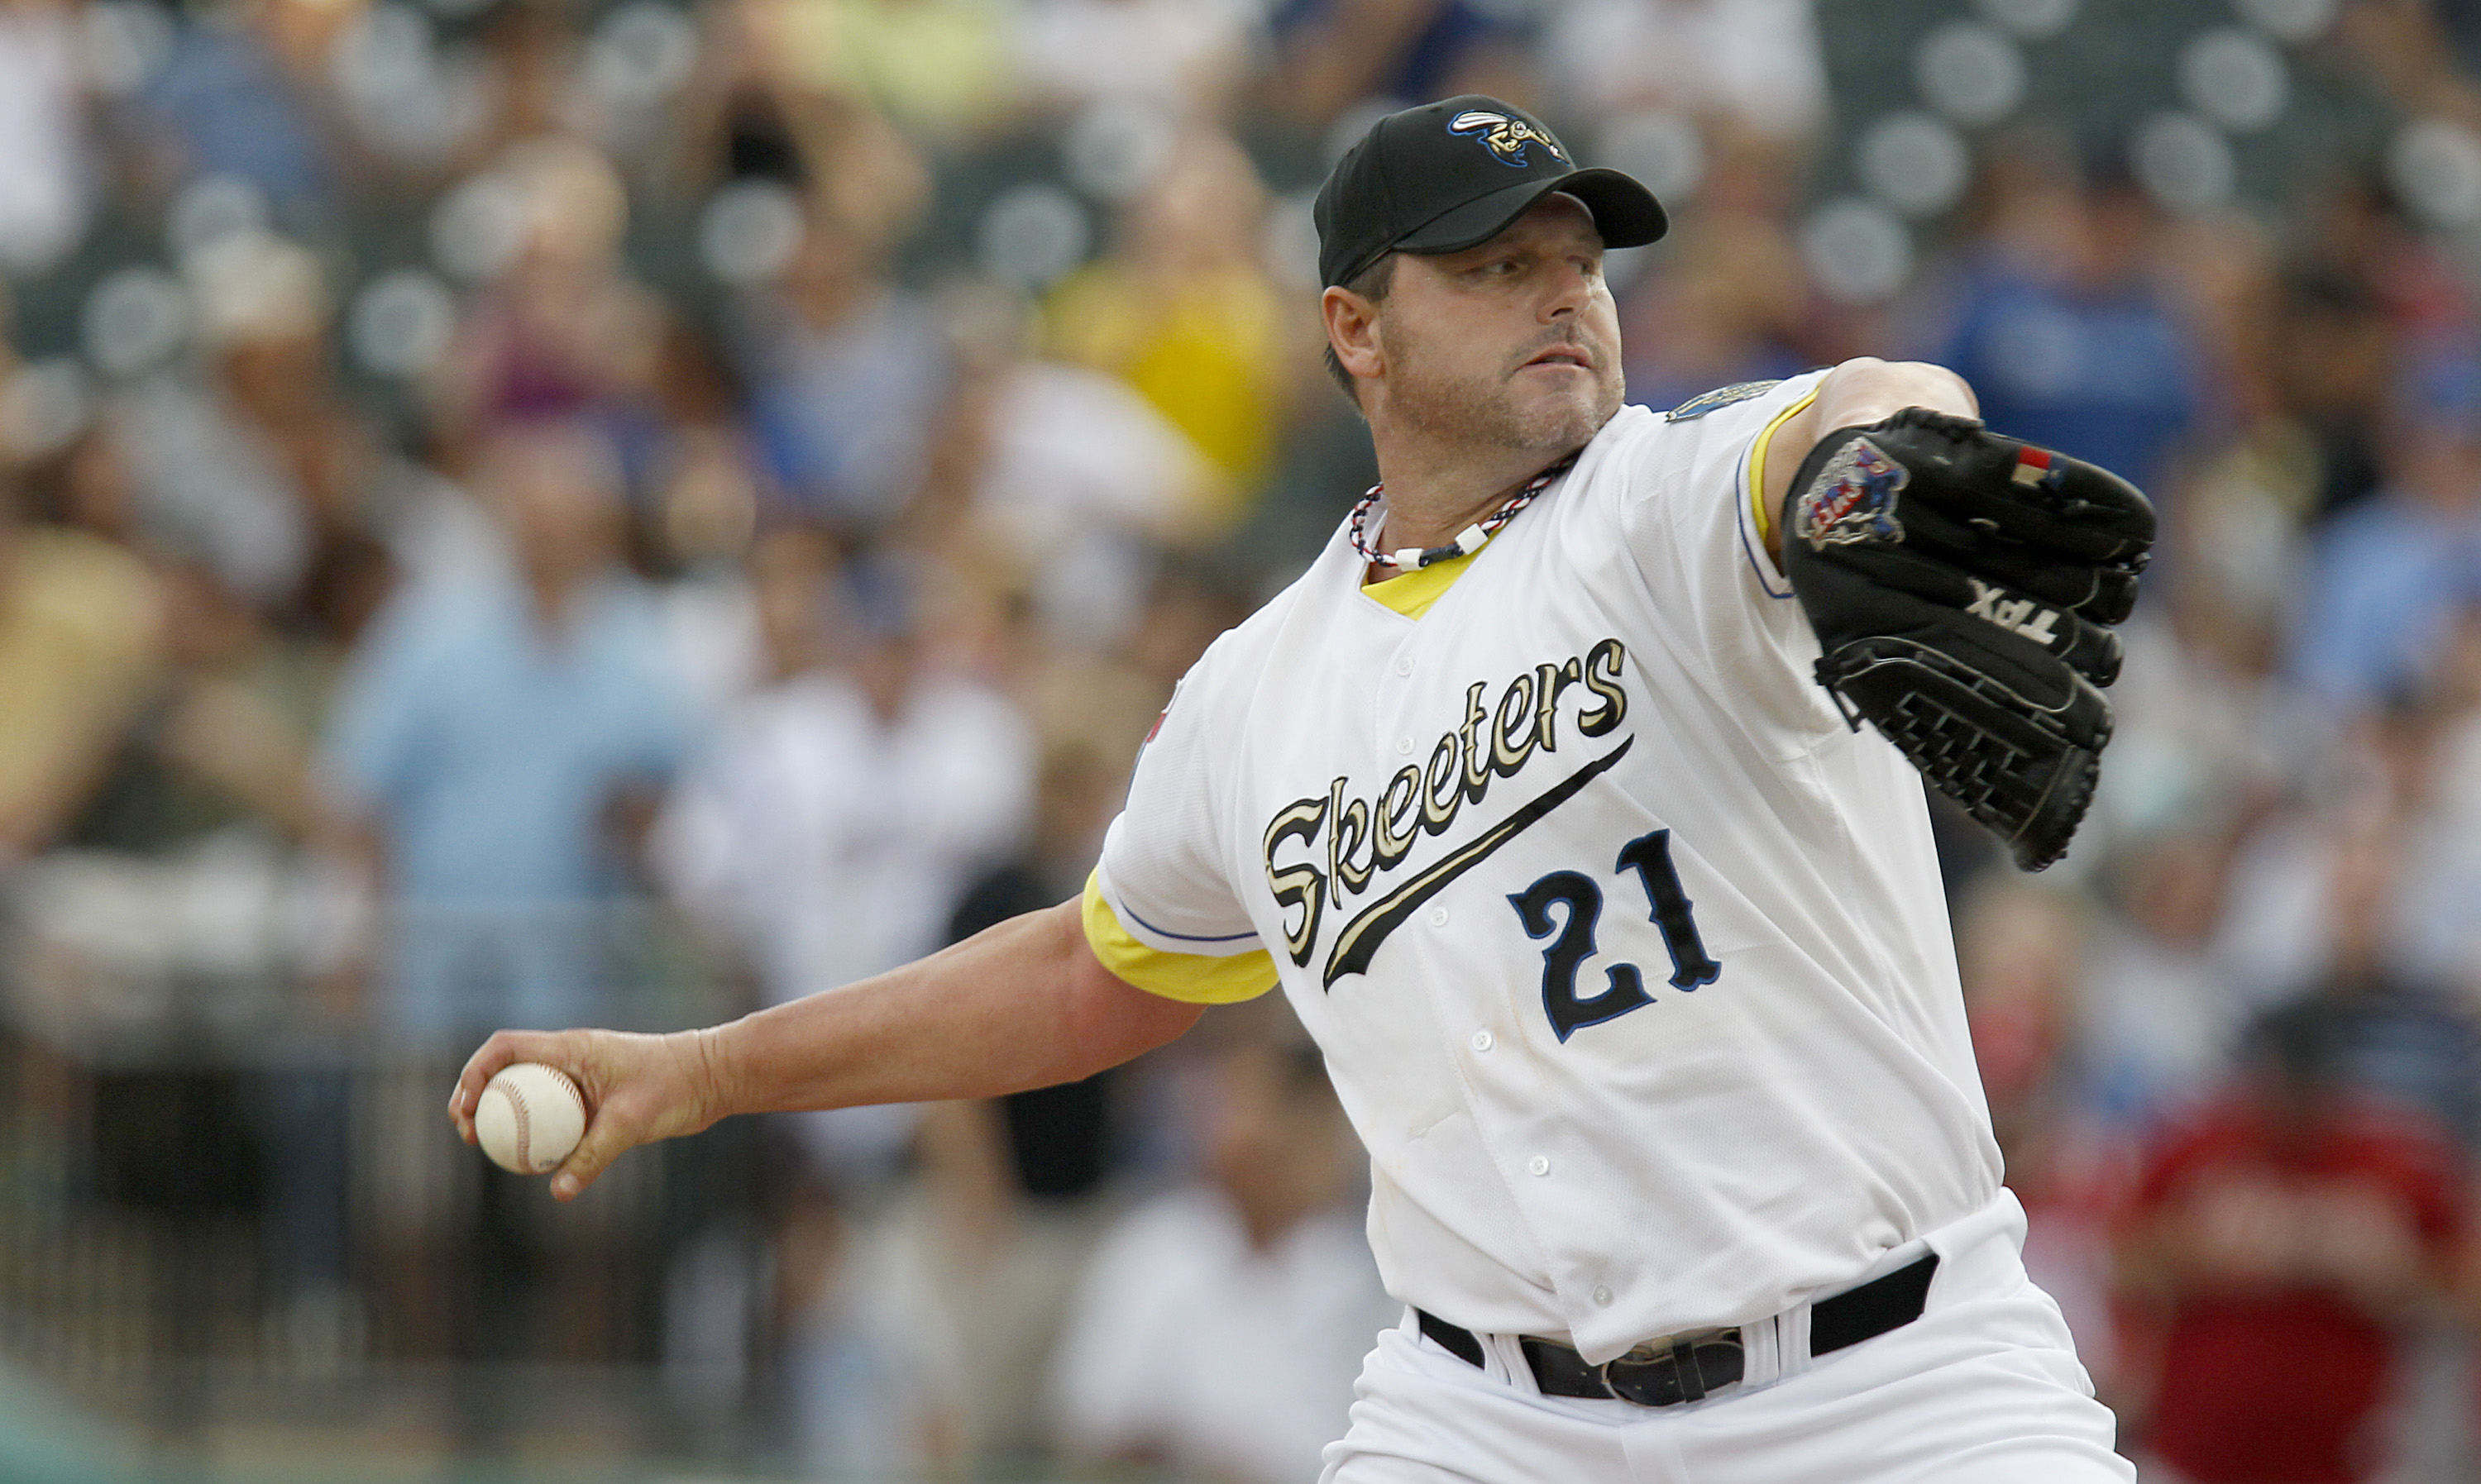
1092, 639, 1274, 973
1613, 372, 1845, 740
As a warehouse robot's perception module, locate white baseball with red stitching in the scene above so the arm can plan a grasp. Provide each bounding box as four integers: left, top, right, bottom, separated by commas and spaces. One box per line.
475, 1062, 586, 1175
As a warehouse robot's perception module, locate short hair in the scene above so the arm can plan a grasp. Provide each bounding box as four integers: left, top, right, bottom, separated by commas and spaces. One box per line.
1322, 252, 1398, 408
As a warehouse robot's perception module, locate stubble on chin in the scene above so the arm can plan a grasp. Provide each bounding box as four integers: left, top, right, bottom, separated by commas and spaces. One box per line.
1390, 339, 1625, 463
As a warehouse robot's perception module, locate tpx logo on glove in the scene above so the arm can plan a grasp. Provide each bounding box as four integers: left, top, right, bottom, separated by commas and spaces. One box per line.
1795, 437, 1907, 551
1966, 579, 2061, 647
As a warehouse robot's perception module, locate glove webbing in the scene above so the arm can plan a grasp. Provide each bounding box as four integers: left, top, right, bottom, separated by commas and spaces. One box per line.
1817, 640, 2102, 871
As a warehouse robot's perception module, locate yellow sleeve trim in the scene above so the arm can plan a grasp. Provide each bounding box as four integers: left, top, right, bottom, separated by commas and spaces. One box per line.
1081, 869, 1279, 1004
1360, 548, 1475, 620
1747, 388, 1822, 552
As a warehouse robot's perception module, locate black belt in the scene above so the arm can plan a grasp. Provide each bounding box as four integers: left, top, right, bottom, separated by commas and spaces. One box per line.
1417, 1252, 1939, 1408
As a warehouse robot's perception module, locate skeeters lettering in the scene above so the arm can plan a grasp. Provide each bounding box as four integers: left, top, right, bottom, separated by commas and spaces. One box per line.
1264, 639, 1631, 979
1325, 739, 1632, 988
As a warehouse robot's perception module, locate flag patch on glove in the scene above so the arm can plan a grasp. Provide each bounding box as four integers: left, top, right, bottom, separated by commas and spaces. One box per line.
2010, 447, 2063, 488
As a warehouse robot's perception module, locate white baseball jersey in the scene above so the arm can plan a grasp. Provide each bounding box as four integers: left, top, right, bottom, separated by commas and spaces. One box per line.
1084, 373, 2002, 1364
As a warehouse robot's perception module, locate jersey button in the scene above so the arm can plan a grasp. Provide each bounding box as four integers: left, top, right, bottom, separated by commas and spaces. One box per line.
1395, 736, 1415, 756
1527, 1155, 1551, 1177
1593, 1286, 1614, 1307
1394, 656, 1413, 677
1428, 905, 1450, 928
1470, 1030, 1494, 1052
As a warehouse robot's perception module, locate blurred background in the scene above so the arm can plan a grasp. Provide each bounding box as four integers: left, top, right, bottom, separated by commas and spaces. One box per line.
5, 0, 2481, 1479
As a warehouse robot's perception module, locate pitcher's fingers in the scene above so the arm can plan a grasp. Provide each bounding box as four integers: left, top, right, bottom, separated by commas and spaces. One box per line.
548, 1101, 637, 1202
447, 1029, 568, 1142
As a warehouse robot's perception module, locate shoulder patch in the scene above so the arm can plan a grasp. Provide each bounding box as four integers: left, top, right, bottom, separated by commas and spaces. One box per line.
1664, 379, 1783, 422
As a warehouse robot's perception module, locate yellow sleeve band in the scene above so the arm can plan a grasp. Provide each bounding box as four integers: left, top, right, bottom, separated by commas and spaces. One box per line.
1747, 388, 1822, 551
1081, 869, 1280, 1004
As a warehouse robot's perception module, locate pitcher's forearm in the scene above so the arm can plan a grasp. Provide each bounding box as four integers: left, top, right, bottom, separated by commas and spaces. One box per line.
702, 899, 1201, 1119
1807, 357, 1977, 435
1762, 359, 1980, 566
450, 899, 1202, 1202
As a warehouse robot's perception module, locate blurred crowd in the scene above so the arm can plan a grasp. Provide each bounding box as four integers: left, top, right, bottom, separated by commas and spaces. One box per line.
12, 0, 2481, 1478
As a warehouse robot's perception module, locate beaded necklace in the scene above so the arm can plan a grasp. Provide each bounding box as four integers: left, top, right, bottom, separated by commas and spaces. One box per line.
1347, 450, 1580, 572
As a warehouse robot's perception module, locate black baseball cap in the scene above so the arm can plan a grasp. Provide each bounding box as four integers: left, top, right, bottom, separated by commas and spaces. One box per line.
1315, 96, 1668, 290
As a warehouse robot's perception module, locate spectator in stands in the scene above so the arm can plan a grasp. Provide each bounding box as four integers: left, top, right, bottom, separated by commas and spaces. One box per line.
128, 0, 337, 215
323, 419, 690, 1040
1050, 1009, 1391, 1484
330, 414, 697, 1465
1046, 131, 1292, 518
653, 541, 1033, 1177
0, 467, 163, 864
1927, 143, 2200, 507
115, 231, 395, 644
2211, 700, 2472, 1040
656, 537, 1033, 1009
0, 0, 91, 277
106, 233, 327, 617
922, 280, 1221, 655
2268, 269, 2397, 525
2078, 828, 2252, 1136
432, 138, 669, 463
741, 204, 952, 530
2278, 809, 2481, 1150
2292, 354, 2481, 713
2115, 1004, 2462, 1484
60, 553, 330, 861
2298, 168, 2477, 352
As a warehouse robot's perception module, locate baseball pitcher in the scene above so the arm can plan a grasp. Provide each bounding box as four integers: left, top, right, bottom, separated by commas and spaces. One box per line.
453, 96, 2151, 1482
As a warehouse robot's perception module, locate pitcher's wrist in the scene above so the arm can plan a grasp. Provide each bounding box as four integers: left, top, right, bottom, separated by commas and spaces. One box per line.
683, 1024, 739, 1130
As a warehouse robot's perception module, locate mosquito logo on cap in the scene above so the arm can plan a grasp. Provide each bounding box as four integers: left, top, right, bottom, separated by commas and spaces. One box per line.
1447, 110, 1569, 169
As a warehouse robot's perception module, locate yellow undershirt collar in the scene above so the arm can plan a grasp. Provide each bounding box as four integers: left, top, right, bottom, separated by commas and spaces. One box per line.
1361, 550, 1476, 620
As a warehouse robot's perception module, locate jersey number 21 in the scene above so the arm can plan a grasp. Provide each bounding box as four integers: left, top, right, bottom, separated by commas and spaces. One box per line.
1508, 829, 1720, 1043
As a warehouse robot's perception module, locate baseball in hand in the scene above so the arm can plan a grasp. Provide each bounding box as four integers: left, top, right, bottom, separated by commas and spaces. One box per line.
474, 1062, 587, 1175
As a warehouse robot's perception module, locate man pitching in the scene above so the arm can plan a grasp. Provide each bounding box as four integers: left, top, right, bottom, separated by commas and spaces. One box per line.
453, 96, 2151, 1482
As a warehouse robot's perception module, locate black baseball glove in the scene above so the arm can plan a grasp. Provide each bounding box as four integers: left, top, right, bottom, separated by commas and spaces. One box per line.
1778, 408, 2155, 871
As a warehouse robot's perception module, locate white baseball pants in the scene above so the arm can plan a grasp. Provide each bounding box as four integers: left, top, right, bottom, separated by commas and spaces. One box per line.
1321, 1191, 2134, 1484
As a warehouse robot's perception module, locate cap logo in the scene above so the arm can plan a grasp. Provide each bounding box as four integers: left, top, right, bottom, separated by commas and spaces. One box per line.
1447, 110, 1568, 169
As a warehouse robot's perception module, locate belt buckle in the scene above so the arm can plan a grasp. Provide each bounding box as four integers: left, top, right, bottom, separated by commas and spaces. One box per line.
1601, 1326, 1742, 1408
